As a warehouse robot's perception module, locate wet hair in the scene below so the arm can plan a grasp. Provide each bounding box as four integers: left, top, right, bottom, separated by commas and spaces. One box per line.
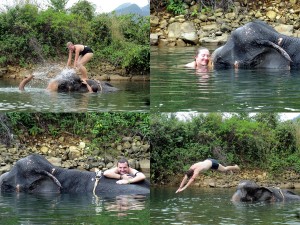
66, 41, 73, 50
118, 158, 129, 166
185, 169, 194, 179
195, 47, 209, 58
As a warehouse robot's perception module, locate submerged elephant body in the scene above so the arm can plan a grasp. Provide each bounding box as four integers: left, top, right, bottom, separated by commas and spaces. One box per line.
212, 20, 300, 69
232, 180, 300, 202
19, 71, 118, 93
0, 154, 149, 196
55, 73, 118, 93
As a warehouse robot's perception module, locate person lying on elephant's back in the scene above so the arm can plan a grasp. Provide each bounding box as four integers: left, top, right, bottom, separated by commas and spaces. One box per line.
103, 158, 146, 185
185, 47, 211, 69
175, 159, 240, 193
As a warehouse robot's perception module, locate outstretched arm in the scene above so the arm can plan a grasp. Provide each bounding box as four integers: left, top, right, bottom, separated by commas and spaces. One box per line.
176, 170, 200, 193
19, 74, 34, 91
176, 175, 188, 193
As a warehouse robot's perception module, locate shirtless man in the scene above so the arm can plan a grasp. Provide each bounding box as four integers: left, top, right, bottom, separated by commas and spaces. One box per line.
66, 42, 93, 80
185, 47, 211, 69
103, 158, 146, 185
175, 159, 240, 193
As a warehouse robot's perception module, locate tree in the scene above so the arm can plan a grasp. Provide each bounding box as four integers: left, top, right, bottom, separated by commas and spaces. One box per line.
47, 0, 68, 12
69, 0, 96, 21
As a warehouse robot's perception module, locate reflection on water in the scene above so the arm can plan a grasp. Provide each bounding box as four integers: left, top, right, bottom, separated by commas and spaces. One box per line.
0, 192, 149, 225
151, 46, 300, 112
0, 79, 149, 112
151, 187, 300, 225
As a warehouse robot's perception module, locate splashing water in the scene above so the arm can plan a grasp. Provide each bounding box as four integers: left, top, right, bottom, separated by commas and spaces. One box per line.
51, 68, 78, 83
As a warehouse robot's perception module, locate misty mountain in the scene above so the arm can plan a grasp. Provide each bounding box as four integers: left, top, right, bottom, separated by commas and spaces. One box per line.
112, 3, 150, 16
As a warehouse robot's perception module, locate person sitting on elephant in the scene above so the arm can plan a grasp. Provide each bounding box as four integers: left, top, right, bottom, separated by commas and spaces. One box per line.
103, 158, 146, 185
185, 47, 211, 69
176, 159, 240, 193
66, 42, 93, 81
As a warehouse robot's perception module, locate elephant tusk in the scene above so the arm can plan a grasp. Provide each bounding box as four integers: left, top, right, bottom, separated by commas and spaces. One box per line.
256, 39, 292, 62
279, 189, 285, 201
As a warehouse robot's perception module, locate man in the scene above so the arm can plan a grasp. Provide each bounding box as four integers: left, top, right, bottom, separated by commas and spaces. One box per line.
66, 42, 93, 81
103, 158, 146, 185
185, 47, 211, 69
176, 159, 240, 193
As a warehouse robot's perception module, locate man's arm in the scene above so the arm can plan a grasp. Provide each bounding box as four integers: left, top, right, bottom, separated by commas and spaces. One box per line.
103, 167, 122, 180
176, 175, 187, 193
116, 169, 146, 184
176, 170, 200, 193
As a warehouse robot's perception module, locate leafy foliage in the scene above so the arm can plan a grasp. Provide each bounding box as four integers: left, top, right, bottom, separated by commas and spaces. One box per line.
151, 113, 300, 184
166, 0, 185, 15
4, 112, 150, 152
0, 3, 149, 74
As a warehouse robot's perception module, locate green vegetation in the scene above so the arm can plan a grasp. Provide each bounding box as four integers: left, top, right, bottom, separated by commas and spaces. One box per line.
151, 113, 300, 184
0, 0, 149, 74
2, 112, 150, 154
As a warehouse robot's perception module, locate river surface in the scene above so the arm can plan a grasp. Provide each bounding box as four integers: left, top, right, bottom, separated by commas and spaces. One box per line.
151, 187, 300, 225
151, 47, 300, 112
0, 192, 149, 225
0, 79, 149, 112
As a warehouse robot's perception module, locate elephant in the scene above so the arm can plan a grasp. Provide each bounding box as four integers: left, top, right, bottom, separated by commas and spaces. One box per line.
0, 154, 150, 196
19, 72, 118, 93
231, 180, 300, 202
212, 20, 300, 69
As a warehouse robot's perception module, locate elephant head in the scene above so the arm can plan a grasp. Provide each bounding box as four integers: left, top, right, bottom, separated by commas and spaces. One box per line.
212, 20, 299, 69
232, 180, 300, 202
0, 154, 61, 193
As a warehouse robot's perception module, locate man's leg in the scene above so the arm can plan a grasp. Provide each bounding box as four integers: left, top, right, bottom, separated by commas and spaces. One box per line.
218, 164, 240, 172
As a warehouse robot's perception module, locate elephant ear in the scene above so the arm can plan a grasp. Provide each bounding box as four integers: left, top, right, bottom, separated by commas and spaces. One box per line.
255, 187, 274, 201
28, 170, 62, 193
256, 40, 292, 62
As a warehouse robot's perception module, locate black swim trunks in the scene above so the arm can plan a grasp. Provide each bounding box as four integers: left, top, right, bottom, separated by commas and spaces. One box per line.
79, 46, 93, 56
208, 158, 219, 170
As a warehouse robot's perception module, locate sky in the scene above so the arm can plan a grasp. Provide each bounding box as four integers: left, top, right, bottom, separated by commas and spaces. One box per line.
0, 0, 149, 13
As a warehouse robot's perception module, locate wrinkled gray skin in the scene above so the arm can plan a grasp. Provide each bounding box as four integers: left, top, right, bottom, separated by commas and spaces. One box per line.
212, 20, 300, 69
0, 154, 149, 196
56, 73, 118, 93
19, 73, 118, 93
231, 180, 300, 202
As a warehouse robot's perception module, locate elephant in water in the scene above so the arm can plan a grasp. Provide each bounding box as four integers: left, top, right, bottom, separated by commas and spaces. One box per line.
0, 154, 149, 196
231, 180, 300, 202
212, 20, 300, 69
19, 70, 118, 93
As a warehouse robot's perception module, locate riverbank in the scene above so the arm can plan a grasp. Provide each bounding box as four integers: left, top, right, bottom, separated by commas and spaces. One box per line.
158, 169, 300, 189
150, 0, 300, 47
0, 133, 150, 178
0, 61, 150, 82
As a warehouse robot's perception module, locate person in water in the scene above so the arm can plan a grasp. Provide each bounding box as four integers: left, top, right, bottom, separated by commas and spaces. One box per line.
66, 42, 93, 80
185, 47, 211, 69
176, 159, 240, 193
18, 73, 100, 93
